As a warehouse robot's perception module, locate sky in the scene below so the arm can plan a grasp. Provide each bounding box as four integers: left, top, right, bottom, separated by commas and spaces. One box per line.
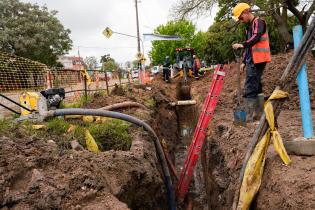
21, 0, 218, 66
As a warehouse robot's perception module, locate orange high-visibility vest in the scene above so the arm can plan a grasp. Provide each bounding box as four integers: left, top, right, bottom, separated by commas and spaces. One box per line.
249, 18, 271, 64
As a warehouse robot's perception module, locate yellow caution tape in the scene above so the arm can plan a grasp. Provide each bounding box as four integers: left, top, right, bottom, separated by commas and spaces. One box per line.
85, 129, 100, 153
32, 124, 46, 130
82, 115, 94, 123
238, 89, 291, 210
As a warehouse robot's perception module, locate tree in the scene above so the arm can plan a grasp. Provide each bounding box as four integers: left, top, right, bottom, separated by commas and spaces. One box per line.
171, 0, 216, 19
172, 0, 315, 49
149, 20, 206, 65
191, 31, 207, 58
84, 56, 98, 70
103, 59, 119, 72
204, 20, 242, 63
0, 0, 72, 66
203, 17, 286, 63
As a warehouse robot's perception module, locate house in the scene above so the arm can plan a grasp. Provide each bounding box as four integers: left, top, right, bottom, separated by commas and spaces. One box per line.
58, 56, 85, 70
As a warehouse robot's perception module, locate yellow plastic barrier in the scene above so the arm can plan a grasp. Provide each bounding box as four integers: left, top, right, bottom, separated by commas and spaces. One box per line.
81, 69, 92, 86
85, 129, 100, 153
238, 90, 291, 210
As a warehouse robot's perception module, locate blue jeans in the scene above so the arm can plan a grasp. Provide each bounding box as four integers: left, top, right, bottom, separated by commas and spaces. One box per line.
244, 61, 266, 98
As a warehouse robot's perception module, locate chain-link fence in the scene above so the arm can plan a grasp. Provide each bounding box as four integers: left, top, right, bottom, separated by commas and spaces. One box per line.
0, 52, 130, 116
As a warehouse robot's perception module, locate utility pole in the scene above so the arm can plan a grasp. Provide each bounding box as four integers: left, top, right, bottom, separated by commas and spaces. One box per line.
135, 0, 142, 84
135, 0, 141, 53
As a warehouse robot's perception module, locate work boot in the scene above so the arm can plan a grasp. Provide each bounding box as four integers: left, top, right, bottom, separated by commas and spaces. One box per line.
253, 93, 265, 121
245, 97, 256, 122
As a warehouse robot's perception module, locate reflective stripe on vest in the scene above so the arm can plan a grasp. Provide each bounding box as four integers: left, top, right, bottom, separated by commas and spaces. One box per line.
259, 37, 269, 41
252, 48, 270, 52
251, 18, 271, 64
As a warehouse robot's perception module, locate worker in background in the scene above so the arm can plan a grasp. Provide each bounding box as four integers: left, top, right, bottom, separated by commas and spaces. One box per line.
193, 55, 201, 79
163, 56, 171, 82
232, 2, 271, 121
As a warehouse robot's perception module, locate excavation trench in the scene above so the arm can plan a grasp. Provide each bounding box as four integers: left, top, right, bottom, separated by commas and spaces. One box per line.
153, 87, 229, 209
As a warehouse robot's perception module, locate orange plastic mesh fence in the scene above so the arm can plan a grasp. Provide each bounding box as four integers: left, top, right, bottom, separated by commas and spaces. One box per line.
0, 51, 47, 92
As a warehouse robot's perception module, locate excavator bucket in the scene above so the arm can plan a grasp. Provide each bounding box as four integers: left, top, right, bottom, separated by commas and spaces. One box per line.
177, 81, 191, 100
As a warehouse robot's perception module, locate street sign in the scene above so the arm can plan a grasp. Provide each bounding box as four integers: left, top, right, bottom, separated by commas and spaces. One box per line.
103, 27, 113, 38
136, 52, 143, 59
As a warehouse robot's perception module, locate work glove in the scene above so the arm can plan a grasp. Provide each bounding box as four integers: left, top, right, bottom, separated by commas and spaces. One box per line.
232, 43, 244, 50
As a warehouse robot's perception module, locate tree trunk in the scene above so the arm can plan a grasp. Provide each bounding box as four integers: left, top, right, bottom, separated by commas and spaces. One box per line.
272, 13, 293, 48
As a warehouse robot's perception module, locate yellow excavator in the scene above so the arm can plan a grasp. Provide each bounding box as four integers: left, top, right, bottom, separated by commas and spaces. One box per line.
172, 48, 195, 81
171, 48, 195, 100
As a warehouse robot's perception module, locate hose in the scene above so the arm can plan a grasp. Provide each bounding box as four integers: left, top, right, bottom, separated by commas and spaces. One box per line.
98, 101, 147, 111
49, 108, 176, 210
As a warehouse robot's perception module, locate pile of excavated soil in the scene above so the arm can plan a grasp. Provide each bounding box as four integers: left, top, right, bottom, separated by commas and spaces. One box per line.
201, 109, 315, 209
263, 52, 315, 110
189, 52, 315, 209
193, 52, 315, 110
0, 127, 167, 210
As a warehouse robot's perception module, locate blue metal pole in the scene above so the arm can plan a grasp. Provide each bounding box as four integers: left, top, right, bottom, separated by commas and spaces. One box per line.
293, 25, 314, 138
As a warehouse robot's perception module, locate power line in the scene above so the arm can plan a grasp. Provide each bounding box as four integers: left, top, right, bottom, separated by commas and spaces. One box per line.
75, 45, 150, 50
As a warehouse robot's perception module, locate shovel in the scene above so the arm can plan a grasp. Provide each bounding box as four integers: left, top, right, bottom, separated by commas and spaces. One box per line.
233, 49, 247, 126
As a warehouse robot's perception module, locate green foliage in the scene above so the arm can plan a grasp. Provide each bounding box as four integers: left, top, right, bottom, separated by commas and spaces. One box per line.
88, 119, 131, 151
103, 59, 119, 72
150, 20, 206, 65
84, 56, 98, 70
191, 31, 207, 59
204, 20, 244, 63
0, 0, 72, 66
214, 0, 236, 22
204, 13, 300, 63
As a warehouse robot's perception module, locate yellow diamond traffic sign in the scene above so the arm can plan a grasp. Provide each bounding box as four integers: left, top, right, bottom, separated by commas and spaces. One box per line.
103, 27, 113, 38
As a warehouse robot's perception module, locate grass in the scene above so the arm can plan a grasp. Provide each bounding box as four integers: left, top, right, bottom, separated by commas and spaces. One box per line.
35, 117, 132, 152
0, 118, 15, 134
88, 119, 131, 151
144, 98, 156, 108
62, 93, 94, 108
46, 117, 70, 135
0, 88, 132, 152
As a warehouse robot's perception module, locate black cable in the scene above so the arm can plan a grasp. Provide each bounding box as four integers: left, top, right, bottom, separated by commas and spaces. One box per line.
52, 108, 176, 210
0, 94, 32, 112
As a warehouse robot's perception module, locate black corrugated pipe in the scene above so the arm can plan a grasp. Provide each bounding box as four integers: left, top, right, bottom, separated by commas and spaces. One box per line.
47, 108, 176, 210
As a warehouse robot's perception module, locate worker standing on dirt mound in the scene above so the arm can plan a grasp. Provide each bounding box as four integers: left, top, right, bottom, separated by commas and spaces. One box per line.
163, 56, 171, 82
193, 55, 201, 79
232, 2, 271, 121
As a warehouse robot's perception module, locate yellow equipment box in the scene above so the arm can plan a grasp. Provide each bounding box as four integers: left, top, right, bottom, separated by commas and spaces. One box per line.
19, 92, 39, 116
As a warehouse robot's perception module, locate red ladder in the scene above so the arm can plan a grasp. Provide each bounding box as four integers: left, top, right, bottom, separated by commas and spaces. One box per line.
176, 64, 229, 200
